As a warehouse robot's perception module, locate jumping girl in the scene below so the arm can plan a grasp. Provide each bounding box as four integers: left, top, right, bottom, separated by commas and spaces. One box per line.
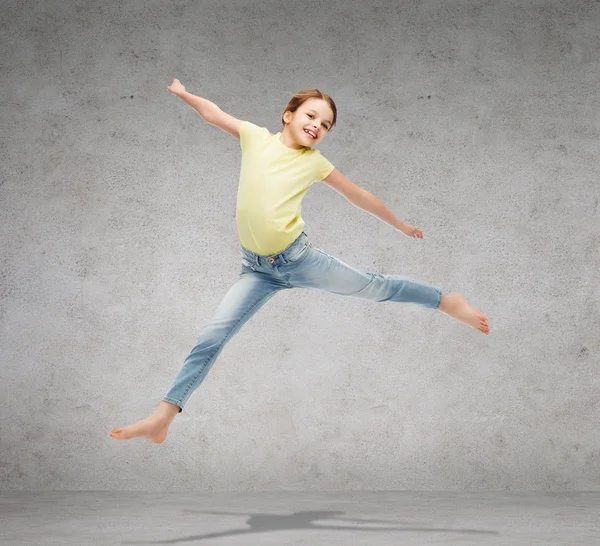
110, 79, 490, 444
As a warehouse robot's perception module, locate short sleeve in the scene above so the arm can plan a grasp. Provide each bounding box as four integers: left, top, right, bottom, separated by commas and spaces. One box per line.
313, 150, 335, 182
239, 120, 270, 150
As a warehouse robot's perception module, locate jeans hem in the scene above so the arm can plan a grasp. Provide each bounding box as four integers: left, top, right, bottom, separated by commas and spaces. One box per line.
435, 288, 443, 310
162, 397, 183, 413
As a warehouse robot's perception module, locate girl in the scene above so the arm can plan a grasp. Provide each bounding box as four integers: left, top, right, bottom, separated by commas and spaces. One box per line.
110, 79, 490, 444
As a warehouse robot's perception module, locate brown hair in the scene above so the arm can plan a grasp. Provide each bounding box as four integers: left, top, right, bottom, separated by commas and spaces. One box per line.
281, 89, 337, 132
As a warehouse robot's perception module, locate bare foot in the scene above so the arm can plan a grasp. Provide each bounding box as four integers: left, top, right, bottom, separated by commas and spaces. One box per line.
438, 294, 490, 335
110, 415, 171, 444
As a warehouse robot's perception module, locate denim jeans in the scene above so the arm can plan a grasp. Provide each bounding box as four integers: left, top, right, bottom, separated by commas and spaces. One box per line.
163, 231, 443, 413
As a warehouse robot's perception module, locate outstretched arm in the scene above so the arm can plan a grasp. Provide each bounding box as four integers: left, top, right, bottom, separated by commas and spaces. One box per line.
323, 169, 423, 239
168, 78, 220, 119
167, 78, 242, 139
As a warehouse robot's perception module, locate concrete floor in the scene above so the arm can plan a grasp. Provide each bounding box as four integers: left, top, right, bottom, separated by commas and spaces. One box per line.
1, 491, 598, 545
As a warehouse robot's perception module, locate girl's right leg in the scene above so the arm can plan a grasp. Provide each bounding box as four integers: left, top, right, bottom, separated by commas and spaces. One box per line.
162, 270, 287, 412
110, 267, 287, 442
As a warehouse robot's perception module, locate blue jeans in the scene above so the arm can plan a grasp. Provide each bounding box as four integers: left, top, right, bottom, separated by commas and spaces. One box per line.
163, 232, 443, 413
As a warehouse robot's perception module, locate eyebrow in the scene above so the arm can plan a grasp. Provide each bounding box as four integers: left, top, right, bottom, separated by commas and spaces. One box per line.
307, 109, 332, 125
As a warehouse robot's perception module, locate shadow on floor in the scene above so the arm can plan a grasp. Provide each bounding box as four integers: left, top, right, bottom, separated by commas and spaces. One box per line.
121, 509, 499, 544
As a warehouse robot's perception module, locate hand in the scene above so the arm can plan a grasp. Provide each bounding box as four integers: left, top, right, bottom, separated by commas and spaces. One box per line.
167, 78, 185, 97
400, 223, 423, 239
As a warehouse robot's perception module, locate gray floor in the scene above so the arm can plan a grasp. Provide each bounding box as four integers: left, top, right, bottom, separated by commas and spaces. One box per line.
1, 491, 598, 545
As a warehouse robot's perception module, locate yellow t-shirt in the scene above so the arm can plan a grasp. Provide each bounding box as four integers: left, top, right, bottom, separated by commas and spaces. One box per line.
236, 121, 335, 256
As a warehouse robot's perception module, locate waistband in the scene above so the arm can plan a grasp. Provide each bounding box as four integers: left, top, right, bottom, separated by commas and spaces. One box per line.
240, 231, 309, 265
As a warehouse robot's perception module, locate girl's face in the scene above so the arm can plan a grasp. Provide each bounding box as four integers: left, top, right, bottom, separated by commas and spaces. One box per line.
284, 99, 334, 148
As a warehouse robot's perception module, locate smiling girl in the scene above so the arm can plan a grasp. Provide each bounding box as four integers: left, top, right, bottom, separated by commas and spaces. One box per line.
110, 79, 490, 444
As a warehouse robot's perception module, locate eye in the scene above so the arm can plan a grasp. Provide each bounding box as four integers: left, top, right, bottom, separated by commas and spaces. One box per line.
306, 113, 329, 130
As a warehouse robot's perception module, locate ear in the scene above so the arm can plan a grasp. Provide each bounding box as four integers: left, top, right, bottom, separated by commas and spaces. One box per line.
282, 110, 292, 125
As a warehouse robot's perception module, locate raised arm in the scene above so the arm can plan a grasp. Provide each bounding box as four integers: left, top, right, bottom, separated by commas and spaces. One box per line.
167, 78, 242, 139
204, 109, 243, 140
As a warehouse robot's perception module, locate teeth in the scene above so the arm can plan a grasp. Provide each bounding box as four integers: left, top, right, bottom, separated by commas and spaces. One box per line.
304, 129, 316, 139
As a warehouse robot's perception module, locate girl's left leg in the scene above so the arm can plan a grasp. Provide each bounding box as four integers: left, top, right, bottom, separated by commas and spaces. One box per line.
279, 240, 489, 334
283, 245, 442, 309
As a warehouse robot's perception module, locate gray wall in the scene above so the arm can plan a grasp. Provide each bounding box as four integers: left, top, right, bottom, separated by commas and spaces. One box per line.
1, 0, 598, 492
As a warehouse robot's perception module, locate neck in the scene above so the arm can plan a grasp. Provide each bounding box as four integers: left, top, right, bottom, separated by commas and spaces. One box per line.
279, 129, 309, 150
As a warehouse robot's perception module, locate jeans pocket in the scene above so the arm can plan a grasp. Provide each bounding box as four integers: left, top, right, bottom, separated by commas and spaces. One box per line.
241, 256, 256, 271
286, 243, 311, 264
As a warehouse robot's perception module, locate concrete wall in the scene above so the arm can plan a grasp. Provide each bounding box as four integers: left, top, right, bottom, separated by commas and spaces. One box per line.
1, 0, 598, 491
